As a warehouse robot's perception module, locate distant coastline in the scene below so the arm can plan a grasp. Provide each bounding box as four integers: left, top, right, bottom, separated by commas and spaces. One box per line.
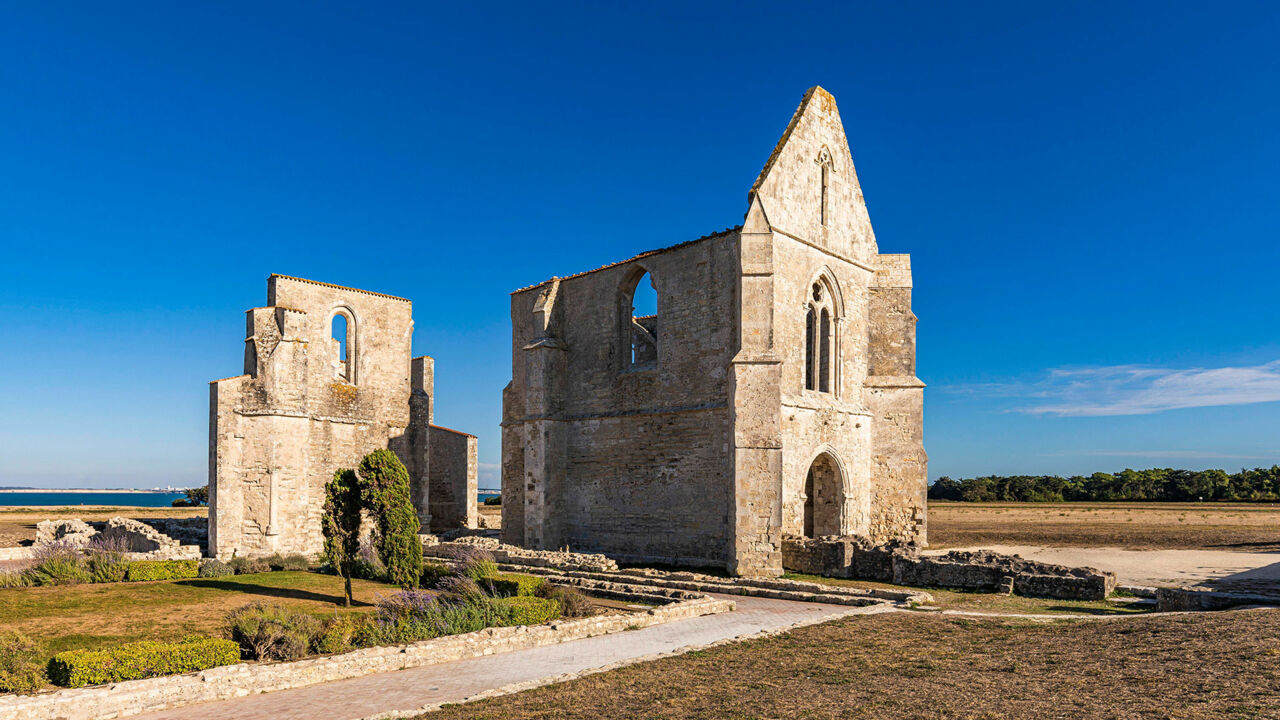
0, 488, 184, 493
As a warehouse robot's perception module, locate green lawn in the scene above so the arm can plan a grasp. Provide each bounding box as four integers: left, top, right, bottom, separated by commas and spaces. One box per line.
0, 571, 402, 655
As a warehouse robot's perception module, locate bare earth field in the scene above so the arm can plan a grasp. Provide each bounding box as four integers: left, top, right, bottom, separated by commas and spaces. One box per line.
424, 608, 1280, 720
0, 506, 206, 548
928, 501, 1280, 551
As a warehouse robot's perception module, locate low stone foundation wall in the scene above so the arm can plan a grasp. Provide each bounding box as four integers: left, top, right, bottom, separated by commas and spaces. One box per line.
781, 536, 1116, 601
1156, 587, 1280, 611
0, 594, 731, 720
424, 537, 619, 573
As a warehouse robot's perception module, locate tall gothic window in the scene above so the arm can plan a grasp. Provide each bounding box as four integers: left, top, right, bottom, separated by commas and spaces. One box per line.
805, 280, 837, 394
816, 147, 833, 227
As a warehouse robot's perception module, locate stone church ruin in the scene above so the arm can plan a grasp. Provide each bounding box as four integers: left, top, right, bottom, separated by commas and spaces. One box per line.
209, 274, 478, 559
501, 87, 928, 576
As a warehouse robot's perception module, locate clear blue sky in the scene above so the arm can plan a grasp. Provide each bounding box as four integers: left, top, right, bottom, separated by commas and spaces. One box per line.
2, 2, 1277, 489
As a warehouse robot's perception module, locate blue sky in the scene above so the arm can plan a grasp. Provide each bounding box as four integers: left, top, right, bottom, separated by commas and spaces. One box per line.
1, 2, 1277, 489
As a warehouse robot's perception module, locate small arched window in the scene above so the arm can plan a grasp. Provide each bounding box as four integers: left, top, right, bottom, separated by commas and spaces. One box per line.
622, 269, 659, 370
805, 279, 837, 394
331, 309, 356, 383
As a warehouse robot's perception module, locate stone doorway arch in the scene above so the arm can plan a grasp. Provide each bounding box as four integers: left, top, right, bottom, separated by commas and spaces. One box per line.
803, 452, 844, 538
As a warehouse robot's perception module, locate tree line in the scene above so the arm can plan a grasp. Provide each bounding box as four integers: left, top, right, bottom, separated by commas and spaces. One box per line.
928, 466, 1280, 503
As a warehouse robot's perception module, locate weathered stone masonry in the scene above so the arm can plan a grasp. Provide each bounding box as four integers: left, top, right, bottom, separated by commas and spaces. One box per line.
209, 275, 477, 559
502, 87, 928, 576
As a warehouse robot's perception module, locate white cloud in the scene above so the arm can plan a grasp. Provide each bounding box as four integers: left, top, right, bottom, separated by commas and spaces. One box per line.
952, 360, 1280, 416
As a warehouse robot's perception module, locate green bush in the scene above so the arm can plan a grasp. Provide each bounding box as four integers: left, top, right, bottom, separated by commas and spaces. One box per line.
228, 556, 271, 575
124, 560, 198, 582
496, 596, 560, 626
47, 637, 239, 688
420, 559, 450, 588
486, 573, 545, 598
482, 495, 502, 506
198, 558, 235, 578
357, 450, 423, 589
266, 553, 310, 572
459, 549, 498, 582
312, 614, 369, 655
27, 543, 89, 586
0, 571, 34, 589
225, 602, 320, 661
86, 554, 128, 584
0, 631, 45, 694
535, 584, 596, 618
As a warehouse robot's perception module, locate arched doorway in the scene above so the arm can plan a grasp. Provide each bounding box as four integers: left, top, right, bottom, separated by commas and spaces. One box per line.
803, 453, 843, 538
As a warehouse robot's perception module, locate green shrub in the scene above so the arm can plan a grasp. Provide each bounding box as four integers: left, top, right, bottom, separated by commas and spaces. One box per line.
482, 495, 502, 506
47, 637, 238, 688
0, 571, 34, 589
357, 450, 423, 589
266, 553, 310, 572
27, 542, 89, 586
496, 596, 560, 626
486, 573, 545, 598
198, 558, 235, 578
459, 549, 498, 582
0, 631, 45, 694
124, 559, 198, 582
225, 602, 320, 661
228, 556, 271, 575
312, 614, 369, 655
436, 575, 485, 602
86, 554, 128, 584
420, 559, 450, 588
535, 584, 596, 618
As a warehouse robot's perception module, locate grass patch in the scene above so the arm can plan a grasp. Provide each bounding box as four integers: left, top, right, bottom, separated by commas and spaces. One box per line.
421, 609, 1280, 719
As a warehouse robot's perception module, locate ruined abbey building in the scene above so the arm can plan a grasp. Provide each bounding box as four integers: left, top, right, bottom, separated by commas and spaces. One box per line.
209, 274, 478, 559
502, 87, 927, 577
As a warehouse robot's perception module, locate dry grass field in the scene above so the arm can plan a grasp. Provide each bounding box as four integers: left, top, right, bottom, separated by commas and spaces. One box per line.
0, 506, 206, 548
425, 609, 1280, 720
929, 501, 1280, 550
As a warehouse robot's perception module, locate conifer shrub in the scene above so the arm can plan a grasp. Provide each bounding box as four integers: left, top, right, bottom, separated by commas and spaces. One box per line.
0, 631, 45, 694
323, 468, 364, 605
225, 602, 320, 661
47, 637, 239, 688
124, 559, 198, 582
357, 450, 423, 589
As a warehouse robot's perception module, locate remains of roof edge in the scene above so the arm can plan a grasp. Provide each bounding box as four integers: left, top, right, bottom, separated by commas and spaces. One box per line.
430, 423, 478, 438
748, 86, 832, 196
269, 274, 412, 303
510, 226, 742, 295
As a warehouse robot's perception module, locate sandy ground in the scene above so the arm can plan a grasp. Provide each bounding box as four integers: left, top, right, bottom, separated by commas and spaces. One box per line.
932, 544, 1280, 590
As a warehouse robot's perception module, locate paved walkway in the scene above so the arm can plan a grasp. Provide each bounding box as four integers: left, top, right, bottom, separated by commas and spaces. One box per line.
133, 595, 875, 720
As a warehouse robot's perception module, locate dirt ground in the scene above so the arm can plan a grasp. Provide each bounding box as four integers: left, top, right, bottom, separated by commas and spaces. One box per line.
0, 506, 206, 548
929, 501, 1280, 551
425, 608, 1280, 720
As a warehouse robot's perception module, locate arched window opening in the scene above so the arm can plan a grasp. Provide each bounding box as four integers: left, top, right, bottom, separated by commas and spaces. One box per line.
626, 271, 659, 368
331, 310, 355, 383
819, 308, 831, 393
804, 306, 816, 391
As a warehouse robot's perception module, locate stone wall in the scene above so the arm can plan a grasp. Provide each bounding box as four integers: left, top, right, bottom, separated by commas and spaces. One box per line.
782, 536, 1116, 601
210, 275, 478, 559
0, 594, 731, 720
428, 425, 478, 531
